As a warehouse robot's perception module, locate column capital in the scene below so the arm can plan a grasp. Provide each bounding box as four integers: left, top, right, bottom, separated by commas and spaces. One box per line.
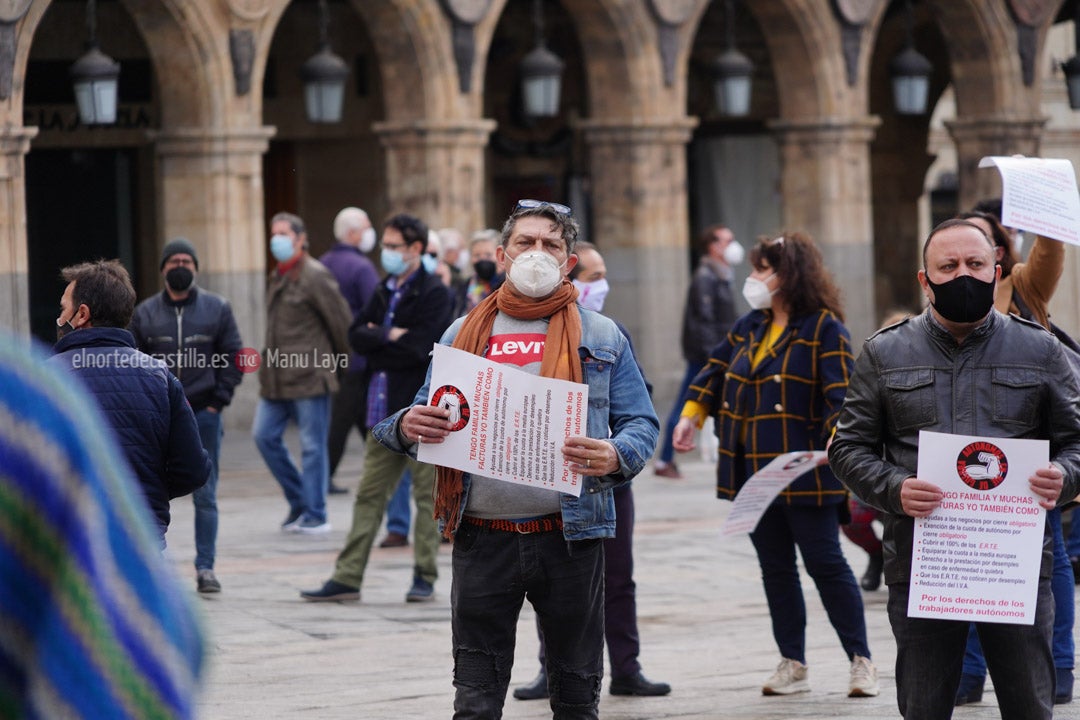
371, 119, 497, 149
0, 126, 38, 155
149, 126, 276, 157
574, 117, 698, 145
768, 116, 881, 145
943, 115, 1047, 146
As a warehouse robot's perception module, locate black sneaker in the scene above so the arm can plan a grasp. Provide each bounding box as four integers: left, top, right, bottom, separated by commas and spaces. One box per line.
281, 508, 303, 531
196, 569, 221, 594
300, 580, 360, 602
405, 576, 435, 602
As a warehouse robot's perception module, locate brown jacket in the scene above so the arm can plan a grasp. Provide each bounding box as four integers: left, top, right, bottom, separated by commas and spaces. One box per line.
994, 234, 1064, 330
259, 255, 352, 400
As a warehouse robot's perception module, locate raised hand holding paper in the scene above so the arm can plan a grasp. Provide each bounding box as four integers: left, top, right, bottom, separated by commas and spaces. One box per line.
977, 156, 1080, 246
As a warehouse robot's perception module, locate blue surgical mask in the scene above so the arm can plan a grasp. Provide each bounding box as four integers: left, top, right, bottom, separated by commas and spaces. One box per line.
270, 234, 296, 263
381, 248, 407, 276
421, 253, 439, 274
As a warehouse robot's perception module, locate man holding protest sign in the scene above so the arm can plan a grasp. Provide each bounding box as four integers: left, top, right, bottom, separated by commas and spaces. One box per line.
373, 200, 658, 719
829, 218, 1080, 720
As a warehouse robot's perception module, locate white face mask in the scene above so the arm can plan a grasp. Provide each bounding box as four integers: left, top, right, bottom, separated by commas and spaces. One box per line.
359, 227, 377, 253
572, 278, 610, 312
742, 274, 776, 310
508, 251, 566, 298
723, 240, 745, 266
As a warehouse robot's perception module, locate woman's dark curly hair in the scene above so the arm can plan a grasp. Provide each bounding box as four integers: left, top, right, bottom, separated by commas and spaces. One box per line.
748, 231, 845, 322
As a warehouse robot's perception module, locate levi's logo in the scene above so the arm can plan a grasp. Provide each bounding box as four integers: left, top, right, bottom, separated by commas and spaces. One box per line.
487, 333, 546, 366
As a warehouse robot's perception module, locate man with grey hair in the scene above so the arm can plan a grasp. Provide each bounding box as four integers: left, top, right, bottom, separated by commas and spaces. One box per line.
373, 200, 658, 718
320, 207, 381, 494
255, 211, 352, 534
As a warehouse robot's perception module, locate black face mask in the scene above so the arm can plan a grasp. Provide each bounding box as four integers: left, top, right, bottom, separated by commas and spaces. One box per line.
926, 274, 996, 324
473, 260, 497, 282
165, 267, 195, 292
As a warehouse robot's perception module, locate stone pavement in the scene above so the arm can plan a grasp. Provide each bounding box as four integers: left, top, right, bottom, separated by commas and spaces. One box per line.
164, 431, 1070, 720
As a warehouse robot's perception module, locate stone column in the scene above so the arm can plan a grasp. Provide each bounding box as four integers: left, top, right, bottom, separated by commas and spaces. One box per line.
576, 117, 698, 415
769, 117, 880, 346
945, 117, 1046, 210
151, 125, 275, 428
0, 126, 38, 335
372, 119, 496, 232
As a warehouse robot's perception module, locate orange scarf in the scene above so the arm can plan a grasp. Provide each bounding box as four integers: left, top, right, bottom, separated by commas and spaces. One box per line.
433, 280, 582, 537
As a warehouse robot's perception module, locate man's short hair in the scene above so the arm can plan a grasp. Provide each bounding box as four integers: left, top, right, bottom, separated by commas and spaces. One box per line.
697, 224, 730, 254
470, 228, 500, 249
384, 213, 429, 248
271, 212, 306, 236
921, 218, 996, 269
568, 240, 598, 281
60, 259, 136, 328
500, 203, 579, 254
333, 207, 369, 241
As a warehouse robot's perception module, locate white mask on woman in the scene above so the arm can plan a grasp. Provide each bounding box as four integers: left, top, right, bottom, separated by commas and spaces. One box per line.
742, 274, 776, 310
508, 251, 566, 298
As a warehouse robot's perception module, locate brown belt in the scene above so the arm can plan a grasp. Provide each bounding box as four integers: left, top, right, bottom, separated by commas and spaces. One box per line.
461, 513, 564, 534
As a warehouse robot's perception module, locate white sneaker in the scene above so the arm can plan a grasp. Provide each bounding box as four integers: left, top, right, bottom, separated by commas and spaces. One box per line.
762, 658, 810, 695
287, 518, 331, 535
848, 655, 880, 697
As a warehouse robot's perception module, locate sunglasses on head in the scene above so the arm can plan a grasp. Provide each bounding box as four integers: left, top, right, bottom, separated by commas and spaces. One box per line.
515, 199, 572, 216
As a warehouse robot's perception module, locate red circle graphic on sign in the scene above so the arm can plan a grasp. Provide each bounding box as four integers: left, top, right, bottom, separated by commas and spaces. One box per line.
430, 385, 471, 432
956, 441, 1008, 491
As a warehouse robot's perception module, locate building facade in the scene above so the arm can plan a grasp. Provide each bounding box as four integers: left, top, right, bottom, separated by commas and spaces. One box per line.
2, 0, 1078, 425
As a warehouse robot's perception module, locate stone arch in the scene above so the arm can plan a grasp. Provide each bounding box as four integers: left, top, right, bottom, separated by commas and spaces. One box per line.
351, 0, 463, 122
742, 0, 853, 120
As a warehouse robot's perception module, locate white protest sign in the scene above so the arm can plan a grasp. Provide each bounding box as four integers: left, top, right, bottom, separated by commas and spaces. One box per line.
416, 344, 588, 496
909, 430, 1047, 625
977, 156, 1080, 246
720, 451, 829, 536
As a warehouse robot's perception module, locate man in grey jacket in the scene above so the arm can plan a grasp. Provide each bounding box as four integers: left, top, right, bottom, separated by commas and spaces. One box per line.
131, 237, 243, 593
255, 212, 352, 535
829, 218, 1080, 720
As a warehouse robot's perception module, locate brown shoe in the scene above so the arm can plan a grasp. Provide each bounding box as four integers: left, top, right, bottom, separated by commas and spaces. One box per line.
654, 463, 682, 479
379, 531, 409, 548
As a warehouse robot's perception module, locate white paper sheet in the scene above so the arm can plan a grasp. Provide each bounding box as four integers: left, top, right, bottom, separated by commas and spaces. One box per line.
416, 344, 588, 496
978, 156, 1080, 246
720, 451, 829, 536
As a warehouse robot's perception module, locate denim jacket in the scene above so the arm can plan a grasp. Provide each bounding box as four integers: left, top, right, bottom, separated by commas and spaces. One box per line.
373, 306, 659, 540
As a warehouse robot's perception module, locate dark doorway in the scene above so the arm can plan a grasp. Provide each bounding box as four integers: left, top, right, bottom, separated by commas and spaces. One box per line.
26, 148, 139, 344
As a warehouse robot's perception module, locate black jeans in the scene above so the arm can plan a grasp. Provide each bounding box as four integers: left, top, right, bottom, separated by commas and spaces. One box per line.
888, 579, 1054, 720
451, 521, 604, 720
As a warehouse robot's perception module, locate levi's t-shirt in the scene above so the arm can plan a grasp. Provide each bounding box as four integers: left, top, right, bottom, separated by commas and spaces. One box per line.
462, 312, 564, 519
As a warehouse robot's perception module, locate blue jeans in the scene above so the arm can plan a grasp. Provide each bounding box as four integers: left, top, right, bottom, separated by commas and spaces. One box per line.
749, 504, 871, 663
1067, 506, 1080, 558
193, 408, 223, 570
657, 361, 705, 464
963, 509, 1075, 675
386, 470, 412, 536
253, 395, 331, 524
451, 524, 604, 719
889, 580, 1054, 719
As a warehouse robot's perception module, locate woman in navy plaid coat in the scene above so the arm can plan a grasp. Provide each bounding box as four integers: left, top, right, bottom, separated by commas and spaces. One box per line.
673, 232, 878, 699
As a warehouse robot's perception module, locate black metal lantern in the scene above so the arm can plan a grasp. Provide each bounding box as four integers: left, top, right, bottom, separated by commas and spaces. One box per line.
520, 0, 564, 118
889, 0, 933, 115
301, 0, 348, 123
70, 0, 120, 125
712, 0, 753, 117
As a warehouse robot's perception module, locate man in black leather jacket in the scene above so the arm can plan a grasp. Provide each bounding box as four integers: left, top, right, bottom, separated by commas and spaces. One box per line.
829, 219, 1080, 720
